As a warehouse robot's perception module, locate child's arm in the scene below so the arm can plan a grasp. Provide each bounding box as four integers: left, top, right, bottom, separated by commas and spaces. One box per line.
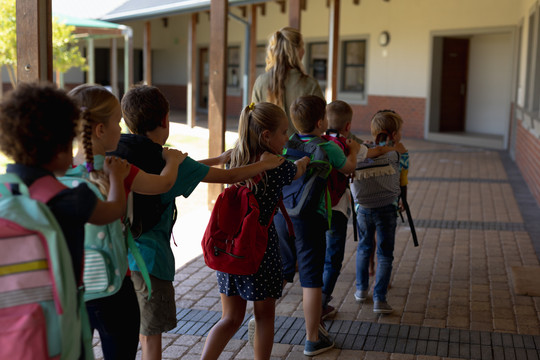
292, 156, 310, 180
337, 139, 361, 174
130, 147, 188, 195
199, 149, 232, 166
366, 142, 407, 159
202, 151, 284, 184
88, 156, 130, 225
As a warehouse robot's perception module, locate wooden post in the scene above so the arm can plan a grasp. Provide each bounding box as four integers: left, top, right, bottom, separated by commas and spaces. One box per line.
248, 5, 257, 102
87, 38, 95, 84
16, 0, 53, 83
326, 0, 340, 102
111, 38, 119, 97
124, 29, 134, 95
144, 21, 152, 85
289, 0, 301, 30
207, 0, 228, 208
187, 13, 198, 128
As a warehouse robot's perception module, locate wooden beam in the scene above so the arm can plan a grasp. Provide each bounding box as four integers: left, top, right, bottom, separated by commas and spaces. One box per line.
208, 0, 228, 208
239, 5, 247, 18
144, 21, 152, 85
248, 4, 257, 102
326, 0, 340, 101
276, 0, 286, 13
289, 0, 301, 30
73, 27, 124, 37
187, 13, 197, 128
16, 0, 53, 83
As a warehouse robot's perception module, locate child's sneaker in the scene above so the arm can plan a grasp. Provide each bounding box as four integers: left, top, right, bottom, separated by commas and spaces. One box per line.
321, 304, 337, 320
304, 333, 335, 356
373, 301, 393, 314
354, 290, 368, 303
248, 318, 255, 346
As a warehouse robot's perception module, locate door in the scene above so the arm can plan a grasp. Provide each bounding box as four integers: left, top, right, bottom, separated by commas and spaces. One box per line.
440, 37, 469, 132
198, 47, 209, 109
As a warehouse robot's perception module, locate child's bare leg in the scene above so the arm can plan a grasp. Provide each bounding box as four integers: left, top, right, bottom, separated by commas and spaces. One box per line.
303, 287, 322, 342
201, 294, 246, 360
253, 298, 276, 360
140, 334, 162, 360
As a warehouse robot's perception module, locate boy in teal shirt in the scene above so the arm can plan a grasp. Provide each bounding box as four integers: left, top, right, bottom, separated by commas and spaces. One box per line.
111, 85, 283, 360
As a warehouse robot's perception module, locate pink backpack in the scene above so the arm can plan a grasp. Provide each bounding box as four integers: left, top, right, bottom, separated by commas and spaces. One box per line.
0, 174, 93, 360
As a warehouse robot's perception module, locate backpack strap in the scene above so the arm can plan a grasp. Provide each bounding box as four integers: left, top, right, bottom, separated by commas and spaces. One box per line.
29, 176, 68, 203
278, 198, 295, 241
124, 217, 153, 300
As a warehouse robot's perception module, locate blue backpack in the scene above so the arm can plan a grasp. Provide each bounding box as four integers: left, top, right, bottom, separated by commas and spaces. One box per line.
59, 158, 151, 302
281, 134, 333, 221
0, 173, 93, 360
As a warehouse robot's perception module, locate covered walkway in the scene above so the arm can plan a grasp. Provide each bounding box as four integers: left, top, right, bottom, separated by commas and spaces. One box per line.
93, 135, 540, 359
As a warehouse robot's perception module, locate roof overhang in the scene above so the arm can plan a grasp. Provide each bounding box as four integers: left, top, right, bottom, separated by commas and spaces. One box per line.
101, 0, 269, 22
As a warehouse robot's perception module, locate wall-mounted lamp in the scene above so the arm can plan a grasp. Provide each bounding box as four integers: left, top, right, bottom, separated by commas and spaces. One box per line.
378, 31, 390, 47
162, 17, 168, 28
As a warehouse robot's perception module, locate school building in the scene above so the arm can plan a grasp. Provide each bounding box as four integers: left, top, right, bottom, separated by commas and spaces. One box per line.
5, 0, 540, 207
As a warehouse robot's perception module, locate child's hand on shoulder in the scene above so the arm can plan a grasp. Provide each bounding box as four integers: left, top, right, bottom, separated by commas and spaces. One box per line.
103, 156, 130, 180
260, 151, 285, 169
346, 138, 361, 154
218, 149, 232, 165
293, 156, 310, 180
394, 142, 407, 154
162, 147, 188, 165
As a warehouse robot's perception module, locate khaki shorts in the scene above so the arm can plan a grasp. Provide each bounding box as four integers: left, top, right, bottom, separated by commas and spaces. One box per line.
131, 271, 177, 336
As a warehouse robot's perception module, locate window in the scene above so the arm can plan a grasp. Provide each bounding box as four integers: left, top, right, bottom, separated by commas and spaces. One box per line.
227, 46, 240, 87
341, 40, 366, 95
307, 42, 328, 90
255, 45, 266, 79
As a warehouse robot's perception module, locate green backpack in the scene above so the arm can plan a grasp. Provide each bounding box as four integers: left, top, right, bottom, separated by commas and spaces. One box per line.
0, 173, 93, 359
59, 157, 151, 302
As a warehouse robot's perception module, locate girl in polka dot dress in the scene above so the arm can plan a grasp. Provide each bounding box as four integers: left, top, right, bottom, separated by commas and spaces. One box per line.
201, 103, 309, 360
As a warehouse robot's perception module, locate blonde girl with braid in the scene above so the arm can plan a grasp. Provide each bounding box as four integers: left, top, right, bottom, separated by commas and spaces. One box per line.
201, 102, 309, 360
66, 84, 187, 360
252, 27, 324, 135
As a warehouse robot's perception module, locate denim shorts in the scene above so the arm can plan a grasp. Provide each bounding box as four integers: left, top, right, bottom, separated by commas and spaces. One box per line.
275, 211, 327, 288
131, 271, 177, 336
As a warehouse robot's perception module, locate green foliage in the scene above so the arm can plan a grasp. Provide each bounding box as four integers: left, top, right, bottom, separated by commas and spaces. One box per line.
0, 0, 17, 85
53, 18, 87, 75
0, 0, 87, 86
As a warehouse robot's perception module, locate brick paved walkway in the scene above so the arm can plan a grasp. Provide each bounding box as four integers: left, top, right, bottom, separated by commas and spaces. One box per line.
92, 137, 540, 360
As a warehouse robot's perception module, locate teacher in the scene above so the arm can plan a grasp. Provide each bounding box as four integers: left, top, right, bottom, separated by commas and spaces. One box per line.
252, 27, 324, 135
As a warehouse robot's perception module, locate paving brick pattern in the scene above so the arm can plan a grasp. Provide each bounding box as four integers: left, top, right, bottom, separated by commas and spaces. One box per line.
92, 138, 540, 359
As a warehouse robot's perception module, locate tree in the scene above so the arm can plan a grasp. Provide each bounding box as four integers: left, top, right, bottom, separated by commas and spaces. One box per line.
0, 0, 87, 90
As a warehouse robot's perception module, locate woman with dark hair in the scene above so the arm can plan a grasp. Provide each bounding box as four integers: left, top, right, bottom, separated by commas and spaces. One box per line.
252, 27, 324, 135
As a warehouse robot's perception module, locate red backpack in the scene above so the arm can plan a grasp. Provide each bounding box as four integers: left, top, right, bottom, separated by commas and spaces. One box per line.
322, 130, 351, 206
201, 184, 294, 275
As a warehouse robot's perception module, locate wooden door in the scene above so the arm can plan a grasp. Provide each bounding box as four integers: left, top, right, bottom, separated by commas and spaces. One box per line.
198, 47, 209, 109
440, 37, 469, 132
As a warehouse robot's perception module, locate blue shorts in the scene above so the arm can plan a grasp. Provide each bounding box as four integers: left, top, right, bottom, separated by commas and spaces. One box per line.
275, 212, 327, 288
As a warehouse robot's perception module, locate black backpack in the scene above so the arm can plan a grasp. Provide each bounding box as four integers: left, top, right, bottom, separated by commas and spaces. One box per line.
108, 134, 172, 238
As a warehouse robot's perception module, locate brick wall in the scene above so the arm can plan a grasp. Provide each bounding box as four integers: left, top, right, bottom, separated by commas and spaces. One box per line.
515, 120, 540, 206
349, 95, 426, 139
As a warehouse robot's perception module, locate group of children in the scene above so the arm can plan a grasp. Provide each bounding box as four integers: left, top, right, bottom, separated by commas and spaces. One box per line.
0, 82, 408, 359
